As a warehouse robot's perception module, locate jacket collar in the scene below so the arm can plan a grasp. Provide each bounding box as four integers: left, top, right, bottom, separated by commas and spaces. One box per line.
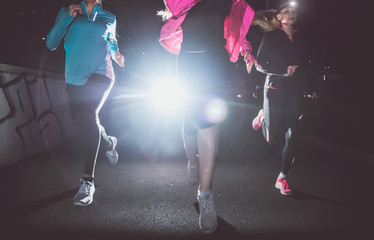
80, 1, 101, 22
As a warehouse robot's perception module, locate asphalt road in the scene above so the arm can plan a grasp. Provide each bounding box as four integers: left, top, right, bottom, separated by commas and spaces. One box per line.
1, 99, 373, 240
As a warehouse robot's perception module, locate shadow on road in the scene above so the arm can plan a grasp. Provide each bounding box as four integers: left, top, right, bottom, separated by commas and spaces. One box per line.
193, 202, 242, 239
289, 190, 351, 208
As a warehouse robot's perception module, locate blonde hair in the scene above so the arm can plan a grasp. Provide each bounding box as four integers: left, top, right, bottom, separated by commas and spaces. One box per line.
252, 9, 281, 32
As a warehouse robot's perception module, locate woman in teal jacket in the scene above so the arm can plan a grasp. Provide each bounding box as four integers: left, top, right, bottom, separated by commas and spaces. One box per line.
47, 0, 125, 207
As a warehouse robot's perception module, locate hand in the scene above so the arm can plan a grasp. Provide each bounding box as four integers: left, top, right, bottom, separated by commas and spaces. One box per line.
287, 65, 298, 76
68, 4, 83, 17
246, 59, 260, 74
244, 51, 260, 74
114, 52, 125, 67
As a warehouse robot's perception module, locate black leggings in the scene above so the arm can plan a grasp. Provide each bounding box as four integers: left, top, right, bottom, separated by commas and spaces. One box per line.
261, 76, 303, 175
67, 74, 114, 176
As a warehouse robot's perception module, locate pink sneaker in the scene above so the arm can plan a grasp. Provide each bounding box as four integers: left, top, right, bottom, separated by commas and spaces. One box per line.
252, 109, 264, 131
275, 178, 293, 195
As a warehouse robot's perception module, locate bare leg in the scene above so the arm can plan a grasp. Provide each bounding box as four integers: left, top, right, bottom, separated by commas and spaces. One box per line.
197, 126, 219, 192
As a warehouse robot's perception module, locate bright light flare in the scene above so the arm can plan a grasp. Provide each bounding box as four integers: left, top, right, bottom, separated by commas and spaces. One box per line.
148, 80, 187, 111
204, 96, 228, 124
289, 1, 296, 7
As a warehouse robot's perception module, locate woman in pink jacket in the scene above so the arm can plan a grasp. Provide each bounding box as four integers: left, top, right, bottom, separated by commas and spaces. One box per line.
159, 0, 256, 233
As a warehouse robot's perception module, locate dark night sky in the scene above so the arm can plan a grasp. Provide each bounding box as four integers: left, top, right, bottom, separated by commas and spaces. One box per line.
0, 0, 372, 95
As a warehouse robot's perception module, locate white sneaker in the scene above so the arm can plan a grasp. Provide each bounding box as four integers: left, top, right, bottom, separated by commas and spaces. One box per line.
73, 178, 95, 206
197, 192, 217, 234
106, 136, 118, 165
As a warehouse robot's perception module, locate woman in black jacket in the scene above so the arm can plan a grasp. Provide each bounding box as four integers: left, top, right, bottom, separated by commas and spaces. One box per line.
252, 1, 304, 196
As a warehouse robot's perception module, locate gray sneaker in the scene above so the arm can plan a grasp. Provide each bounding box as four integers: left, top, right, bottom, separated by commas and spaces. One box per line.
187, 163, 199, 184
197, 192, 217, 234
73, 178, 95, 206
106, 136, 118, 165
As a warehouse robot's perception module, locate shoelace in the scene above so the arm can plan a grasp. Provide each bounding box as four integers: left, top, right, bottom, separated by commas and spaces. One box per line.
80, 180, 92, 194
200, 196, 211, 211
279, 179, 290, 189
84, 184, 91, 194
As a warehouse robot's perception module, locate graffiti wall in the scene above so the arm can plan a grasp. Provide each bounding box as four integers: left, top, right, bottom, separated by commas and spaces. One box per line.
0, 64, 76, 167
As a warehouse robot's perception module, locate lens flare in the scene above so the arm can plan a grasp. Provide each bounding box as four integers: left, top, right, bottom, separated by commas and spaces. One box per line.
204, 96, 228, 124
148, 80, 187, 111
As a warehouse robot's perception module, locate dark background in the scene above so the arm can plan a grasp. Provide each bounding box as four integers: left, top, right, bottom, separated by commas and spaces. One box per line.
0, 0, 371, 80
0, 2, 373, 238
0, 0, 373, 154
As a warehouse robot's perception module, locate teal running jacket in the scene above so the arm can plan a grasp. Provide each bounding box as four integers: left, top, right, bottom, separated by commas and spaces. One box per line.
47, 2, 119, 86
